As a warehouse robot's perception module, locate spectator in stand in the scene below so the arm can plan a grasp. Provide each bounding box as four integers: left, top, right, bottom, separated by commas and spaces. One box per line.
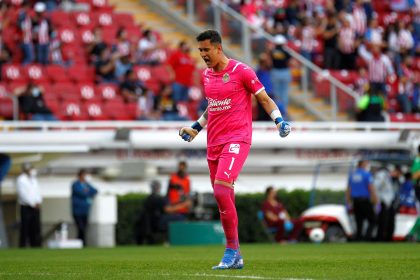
18, 1, 34, 64
32, 2, 50, 65
346, 160, 378, 241
137, 29, 162, 65
95, 46, 118, 83
300, 17, 316, 62
166, 161, 192, 216
256, 53, 277, 121
49, 28, 67, 66
374, 165, 396, 241
338, 15, 357, 70
17, 163, 42, 248
356, 90, 386, 122
114, 49, 133, 82
87, 28, 107, 63
397, 55, 415, 113
268, 34, 291, 118
71, 169, 98, 246
113, 28, 131, 58
355, 67, 369, 96
358, 42, 395, 95
261, 186, 303, 243
352, 0, 367, 38
0, 30, 11, 79
285, 0, 301, 26
120, 70, 155, 119
365, 17, 383, 45
15, 83, 56, 121
321, 10, 339, 69
155, 84, 186, 121
167, 41, 196, 102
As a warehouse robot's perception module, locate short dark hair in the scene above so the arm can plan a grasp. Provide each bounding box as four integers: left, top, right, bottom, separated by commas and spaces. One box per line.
196, 30, 222, 44
78, 168, 87, 177
265, 186, 274, 199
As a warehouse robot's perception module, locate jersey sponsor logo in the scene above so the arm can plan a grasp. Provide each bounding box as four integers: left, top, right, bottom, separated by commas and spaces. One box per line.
229, 143, 240, 154
222, 73, 230, 83
207, 97, 232, 112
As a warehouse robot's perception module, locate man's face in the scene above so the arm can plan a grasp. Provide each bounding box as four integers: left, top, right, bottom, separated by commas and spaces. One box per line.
198, 39, 221, 68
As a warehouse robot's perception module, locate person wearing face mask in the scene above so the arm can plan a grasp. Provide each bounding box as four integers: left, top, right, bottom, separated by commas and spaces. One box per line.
16, 163, 42, 247
166, 161, 192, 216
71, 169, 98, 246
16, 83, 56, 121
346, 160, 378, 241
167, 41, 196, 102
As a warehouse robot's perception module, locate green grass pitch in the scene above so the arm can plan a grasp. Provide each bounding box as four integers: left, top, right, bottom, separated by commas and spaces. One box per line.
0, 243, 419, 279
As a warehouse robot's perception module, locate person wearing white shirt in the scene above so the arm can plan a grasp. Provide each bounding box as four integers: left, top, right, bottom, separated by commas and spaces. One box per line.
16, 163, 42, 247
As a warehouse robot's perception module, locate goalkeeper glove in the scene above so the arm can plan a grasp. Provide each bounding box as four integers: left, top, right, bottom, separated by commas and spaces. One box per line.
275, 117, 291, 138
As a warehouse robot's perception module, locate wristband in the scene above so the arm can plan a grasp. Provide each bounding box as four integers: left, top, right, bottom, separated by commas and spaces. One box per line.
197, 115, 208, 128
270, 109, 283, 124
191, 121, 203, 132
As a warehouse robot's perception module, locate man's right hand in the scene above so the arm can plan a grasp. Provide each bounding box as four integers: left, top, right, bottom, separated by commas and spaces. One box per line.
179, 127, 199, 142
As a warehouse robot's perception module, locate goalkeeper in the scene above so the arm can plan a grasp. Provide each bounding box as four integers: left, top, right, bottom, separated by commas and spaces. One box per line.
179, 30, 290, 270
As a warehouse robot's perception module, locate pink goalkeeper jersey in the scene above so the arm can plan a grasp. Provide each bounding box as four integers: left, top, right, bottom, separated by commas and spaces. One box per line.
203, 59, 264, 147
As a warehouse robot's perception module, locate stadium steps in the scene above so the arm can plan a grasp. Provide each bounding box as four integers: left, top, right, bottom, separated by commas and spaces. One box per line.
290, 87, 350, 121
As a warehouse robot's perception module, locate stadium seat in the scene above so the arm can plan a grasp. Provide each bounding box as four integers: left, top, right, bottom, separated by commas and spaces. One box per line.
51, 82, 79, 101
96, 83, 121, 102
84, 102, 108, 120
68, 65, 95, 83
2, 64, 27, 83
94, 12, 114, 27
50, 10, 72, 27
0, 83, 13, 119
78, 83, 101, 102
46, 65, 70, 83
24, 64, 48, 83
152, 64, 173, 85
133, 66, 152, 82
58, 28, 79, 46
79, 28, 95, 44
61, 102, 88, 121
113, 12, 136, 28
73, 12, 95, 28
103, 102, 132, 120
101, 26, 118, 45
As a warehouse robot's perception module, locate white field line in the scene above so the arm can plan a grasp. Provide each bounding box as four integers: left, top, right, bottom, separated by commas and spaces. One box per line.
185, 273, 315, 280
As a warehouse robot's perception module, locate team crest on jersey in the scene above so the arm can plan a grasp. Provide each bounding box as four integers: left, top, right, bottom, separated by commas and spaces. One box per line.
229, 144, 240, 154
222, 73, 230, 83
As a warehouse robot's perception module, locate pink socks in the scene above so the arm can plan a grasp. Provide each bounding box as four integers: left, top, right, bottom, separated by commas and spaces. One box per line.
213, 184, 239, 250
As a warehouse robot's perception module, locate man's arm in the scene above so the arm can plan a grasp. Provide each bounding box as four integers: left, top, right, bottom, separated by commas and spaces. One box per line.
179, 107, 208, 142
255, 90, 291, 137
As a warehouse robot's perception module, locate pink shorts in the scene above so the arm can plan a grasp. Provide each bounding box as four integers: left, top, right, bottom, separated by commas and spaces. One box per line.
207, 142, 251, 185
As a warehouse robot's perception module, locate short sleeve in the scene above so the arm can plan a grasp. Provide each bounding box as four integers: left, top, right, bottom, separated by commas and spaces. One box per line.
241, 65, 265, 95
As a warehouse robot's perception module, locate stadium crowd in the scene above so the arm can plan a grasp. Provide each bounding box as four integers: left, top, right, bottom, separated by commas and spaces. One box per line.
1, 0, 420, 122
0, 0, 202, 121
221, 0, 420, 121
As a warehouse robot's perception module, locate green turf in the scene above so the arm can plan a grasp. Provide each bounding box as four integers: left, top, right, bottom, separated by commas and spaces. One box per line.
0, 243, 419, 279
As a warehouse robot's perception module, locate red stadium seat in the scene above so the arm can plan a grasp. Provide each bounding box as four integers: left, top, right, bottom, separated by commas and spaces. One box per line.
58, 28, 79, 45
84, 102, 108, 120
24, 64, 48, 83
50, 10, 72, 27
101, 26, 118, 45
73, 12, 95, 28
95, 12, 114, 27
2, 64, 27, 82
45, 65, 70, 83
51, 82, 78, 101
78, 83, 101, 102
152, 64, 173, 85
0, 83, 13, 119
68, 65, 95, 83
103, 102, 132, 120
79, 28, 95, 44
113, 13, 136, 28
133, 65, 152, 82
61, 102, 88, 121
96, 83, 121, 101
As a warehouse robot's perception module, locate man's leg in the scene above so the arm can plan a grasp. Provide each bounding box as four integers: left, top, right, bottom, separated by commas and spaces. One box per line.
353, 199, 364, 241
19, 206, 29, 247
210, 142, 250, 269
